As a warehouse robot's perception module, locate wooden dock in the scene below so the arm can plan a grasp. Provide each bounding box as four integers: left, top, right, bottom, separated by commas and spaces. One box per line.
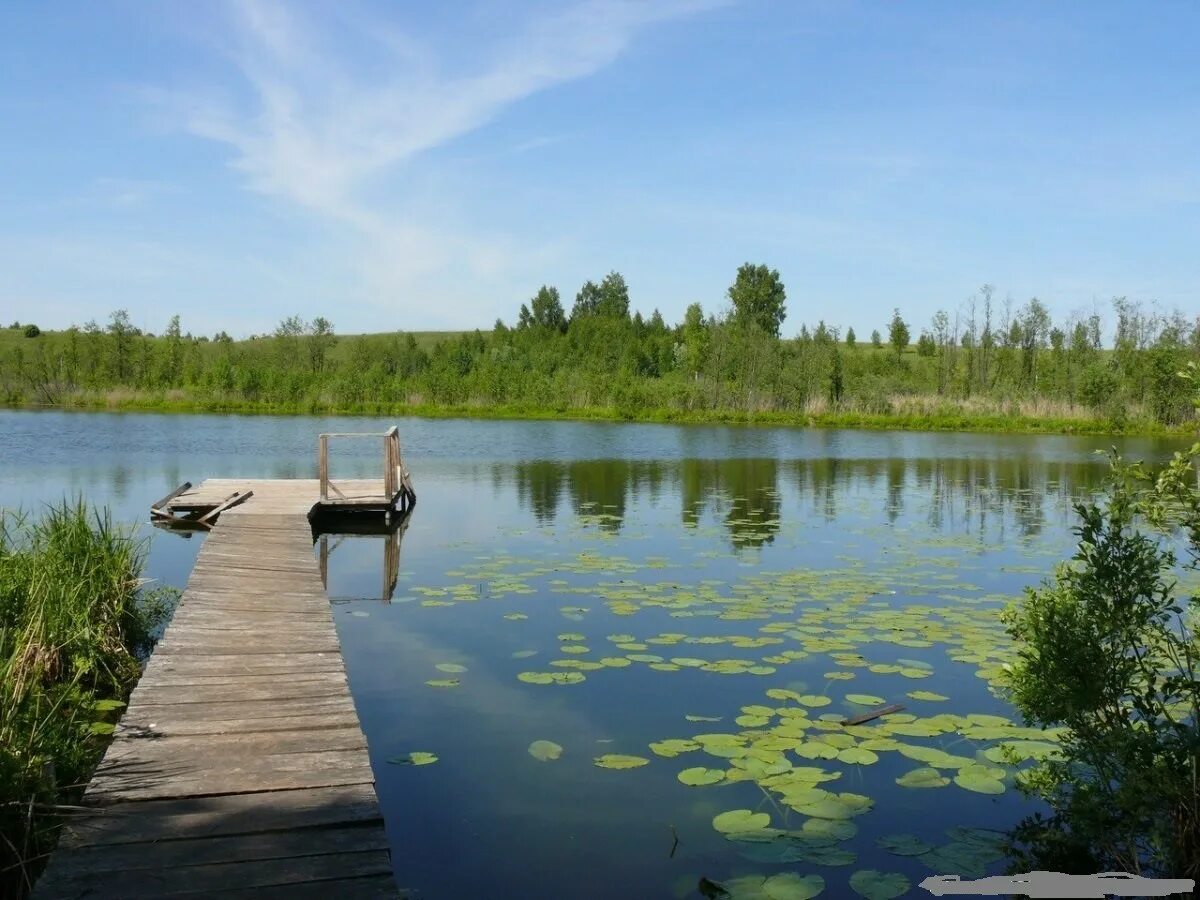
34, 431, 415, 899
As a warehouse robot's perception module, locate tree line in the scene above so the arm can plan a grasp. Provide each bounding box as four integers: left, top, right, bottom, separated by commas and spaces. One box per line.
2, 265, 1198, 429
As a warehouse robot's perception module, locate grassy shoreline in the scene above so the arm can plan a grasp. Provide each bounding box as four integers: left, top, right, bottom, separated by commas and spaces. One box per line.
2, 395, 1195, 438
0, 502, 171, 897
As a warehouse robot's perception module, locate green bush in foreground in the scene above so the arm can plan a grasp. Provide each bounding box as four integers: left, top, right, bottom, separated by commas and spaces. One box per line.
0, 501, 171, 896
1003, 440, 1200, 878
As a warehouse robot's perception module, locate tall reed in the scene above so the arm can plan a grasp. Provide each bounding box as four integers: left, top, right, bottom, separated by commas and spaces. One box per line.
0, 500, 170, 896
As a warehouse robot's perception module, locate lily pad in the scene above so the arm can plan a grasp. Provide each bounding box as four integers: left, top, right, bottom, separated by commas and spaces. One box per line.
982, 740, 1063, 764
424, 678, 459, 688
713, 809, 772, 834
678, 767, 726, 786
845, 693, 886, 706
763, 873, 825, 900
435, 662, 467, 673
798, 695, 832, 707
837, 747, 879, 766
801, 817, 857, 841
594, 753, 649, 770
877, 833, 935, 856
528, 740, 563, 761
388, 751, 437, 766
649, 739, 700, 758
953, 769, 1006, 794
848, 869, 910, 900
895, 767, 950, 789
906, 690, 948, 702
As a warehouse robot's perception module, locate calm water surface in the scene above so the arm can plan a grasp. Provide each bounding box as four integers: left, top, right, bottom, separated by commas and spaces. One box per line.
1, 410, 1191, 899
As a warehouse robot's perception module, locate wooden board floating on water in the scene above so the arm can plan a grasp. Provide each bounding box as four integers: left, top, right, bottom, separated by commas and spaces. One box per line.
35, 505, 399, 897
150, 481, 192, 517
842, 703, 906, 726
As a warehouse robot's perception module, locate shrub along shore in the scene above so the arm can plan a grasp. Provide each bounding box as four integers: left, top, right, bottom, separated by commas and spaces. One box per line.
0, 502, 171, 897
3, 272, 1199, 437
3, 389, 1197, 437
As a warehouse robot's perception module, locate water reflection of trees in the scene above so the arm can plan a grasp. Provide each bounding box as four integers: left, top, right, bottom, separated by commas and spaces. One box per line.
681, 459, 781, 548
509, 456, 1110, 549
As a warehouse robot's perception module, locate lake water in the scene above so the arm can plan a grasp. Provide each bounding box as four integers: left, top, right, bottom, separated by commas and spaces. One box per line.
1, 410, 1190, 899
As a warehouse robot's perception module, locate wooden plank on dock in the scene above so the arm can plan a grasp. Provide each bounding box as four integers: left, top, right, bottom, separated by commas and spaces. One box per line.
35, 500, 397, 897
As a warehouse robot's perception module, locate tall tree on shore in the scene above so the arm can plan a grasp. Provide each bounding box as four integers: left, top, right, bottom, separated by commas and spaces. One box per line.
530, 286, 566, 333
571, 280, 602, 321
728, 263, 786, 337
107, 309, 134, 381
596, 271, 630, 319
163, 315, 183, 387
888, 308, 910, 363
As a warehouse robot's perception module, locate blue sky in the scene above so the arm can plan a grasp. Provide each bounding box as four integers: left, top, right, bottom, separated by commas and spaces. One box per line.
1, 1, 1197, 338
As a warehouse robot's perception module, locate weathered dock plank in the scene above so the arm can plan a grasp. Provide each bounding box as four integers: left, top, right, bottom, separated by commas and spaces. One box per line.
35, 484, 399, 898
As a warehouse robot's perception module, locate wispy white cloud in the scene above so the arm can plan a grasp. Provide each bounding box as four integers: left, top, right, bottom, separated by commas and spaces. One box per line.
150, 0, 723, 321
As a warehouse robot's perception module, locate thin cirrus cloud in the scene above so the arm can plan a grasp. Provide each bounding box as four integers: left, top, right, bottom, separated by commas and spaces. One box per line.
152, 0, 726, 320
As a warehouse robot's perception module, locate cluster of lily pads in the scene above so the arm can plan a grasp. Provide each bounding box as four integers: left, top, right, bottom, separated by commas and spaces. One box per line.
393, 493, 1081, 898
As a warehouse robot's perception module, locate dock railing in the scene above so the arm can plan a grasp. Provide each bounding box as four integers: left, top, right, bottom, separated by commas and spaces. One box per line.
318, 426, 415, 507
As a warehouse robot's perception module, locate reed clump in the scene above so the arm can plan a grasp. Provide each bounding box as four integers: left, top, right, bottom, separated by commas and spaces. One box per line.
0, 501, 171, 896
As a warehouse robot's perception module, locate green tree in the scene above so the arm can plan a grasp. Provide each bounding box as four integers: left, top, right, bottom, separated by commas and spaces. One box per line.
680, 302, 709, 376
530, 285, 566, 332
163, 315, 183, 386
107, 309, 134, 381
596, 271, 630, 319
571, 280, 602, 321
1003, 434, 1200, 878
308, 317, 335, 374
727, 263, 786, 337
887, 309, 910, 363
870, 329, 882, 349
274, 315, 305, 372
845, 327, 856, 349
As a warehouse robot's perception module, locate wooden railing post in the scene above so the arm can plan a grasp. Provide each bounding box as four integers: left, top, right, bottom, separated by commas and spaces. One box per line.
319, 434, 329, 501
382, 434, 392, 497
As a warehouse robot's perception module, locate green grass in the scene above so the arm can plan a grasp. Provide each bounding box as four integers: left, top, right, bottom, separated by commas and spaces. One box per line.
0, 501, 171, 897
10, 386, 1191, 437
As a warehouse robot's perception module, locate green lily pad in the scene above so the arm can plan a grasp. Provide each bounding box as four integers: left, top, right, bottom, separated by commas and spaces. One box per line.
528, 740, 563, 761
801, 817, 857, 841
649, 739, 700, 758
953, 769, 1006, 794
511, 649, 538, 659
435, 662, 467, 673
713, 809, 772, 833
907, 690, 948, 702
895, 767, 950, 789
920, 841, 1000, 879
798, 695, 832, 707
517, 670, 585, 685
982, 740, 1063, 764
388, 751, 437, 766
678, 766, 726, 786
837, 746, 879, 765
877, 833, 935, 856
845, 693, 886, 706
424, 678, 459, 688
849, 869, 910, 900
763, 873, 825, 900
594, 753, 649, 770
